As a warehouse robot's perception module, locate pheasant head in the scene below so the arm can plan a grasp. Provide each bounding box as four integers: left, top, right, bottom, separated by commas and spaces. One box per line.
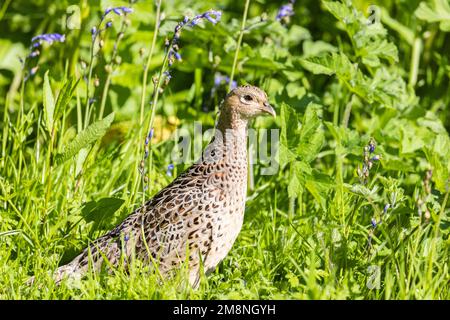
217, 85, 275, 130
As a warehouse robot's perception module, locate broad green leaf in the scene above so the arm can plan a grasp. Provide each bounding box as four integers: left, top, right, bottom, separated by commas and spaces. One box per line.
55, 112, 115, 165
81, 197, 125, 230
43, 71, 55, 133
299, 54, 338, 75
298, 104, 324, 163
288, 160, 311, 198
54, 77, 80, 120
279, 102, 301, 165
305, 170, 334, 211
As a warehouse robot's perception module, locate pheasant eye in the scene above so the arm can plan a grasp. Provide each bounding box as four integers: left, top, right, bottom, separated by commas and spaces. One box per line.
243, 95, 253, 101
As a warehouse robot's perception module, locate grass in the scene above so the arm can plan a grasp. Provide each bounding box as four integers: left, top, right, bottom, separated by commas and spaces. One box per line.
0, 0, 449, 299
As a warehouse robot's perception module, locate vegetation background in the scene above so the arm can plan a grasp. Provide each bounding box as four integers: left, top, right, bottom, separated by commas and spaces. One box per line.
0, 0, 449, 299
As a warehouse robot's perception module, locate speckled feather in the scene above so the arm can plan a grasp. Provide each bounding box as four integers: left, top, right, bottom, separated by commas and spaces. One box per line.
50, 85, 274, 287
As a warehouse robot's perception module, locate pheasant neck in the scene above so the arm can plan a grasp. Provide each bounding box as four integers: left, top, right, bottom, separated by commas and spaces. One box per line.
213, 109, 248, 164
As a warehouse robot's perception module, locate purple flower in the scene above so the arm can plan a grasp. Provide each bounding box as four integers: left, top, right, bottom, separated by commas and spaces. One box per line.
166, 164, 174, 176
371, 218, 377, 228
124, 234, 129, 241
31, 33, 65, 47
163, 71, 171, 80
106, 21, 113, 28
369, 142, 376, 153
371, 155, 381, 161
188, 10, 222, 27
28, 50, 40, 58
383, 204, 390, 214
121, 7, 133, 14
145, 128, 154, 145
276, 2, 295, 21
214, 73, 237, 89
103, 6, 133, 19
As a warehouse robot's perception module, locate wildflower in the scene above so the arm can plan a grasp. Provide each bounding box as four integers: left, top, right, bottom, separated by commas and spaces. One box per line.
104, 6, 133, 19
124, 234, 129, 242
145, 128, 154, 145
371, 218, 377, 228
31, 33, 65, 47
188, 10, 222, 27
368, 139, 376, 153
28, 50, 40, 58
276, 1, 295, 23
214, 73, 237, 90
358, 139, 381, 184
30, 66, 39, 76
166, 164, 175, 177
163, 71, 172, 85
106, 21, 113, 28
88, 98, 96, 105
383, 204, 390, 214
371, 155, 381, 161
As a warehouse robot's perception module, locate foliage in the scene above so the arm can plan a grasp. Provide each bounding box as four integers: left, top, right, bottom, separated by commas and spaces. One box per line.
0, 0, 449, 299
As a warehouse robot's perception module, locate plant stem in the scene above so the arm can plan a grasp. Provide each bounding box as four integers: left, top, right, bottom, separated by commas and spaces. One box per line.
83, 22, 101, 129
228, 0, 251, 90
139, 0, 162, 126
99, 20, 127, 120
409, 37, 422, 86
427, 189, 449, 282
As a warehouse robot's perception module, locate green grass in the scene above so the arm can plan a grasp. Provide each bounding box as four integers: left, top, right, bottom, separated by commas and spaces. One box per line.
1, 0, 449, 299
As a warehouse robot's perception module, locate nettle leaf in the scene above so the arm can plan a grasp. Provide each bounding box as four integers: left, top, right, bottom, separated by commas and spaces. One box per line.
43, 71, 55, 133
302, 40, 338, 58
415, 0, 450, 32
55, 112, 115, 165
305, 169, 334, 211
288, 160, 311, 198
322, 1, 356, 27
280, 102, 301, 164
298, 104, 324, 163
424, 148, 450, 193
360, 39, 398, 67
280, 102, 324, 164
323, 0, 398, 67
324, 121, 361, 156
301, 53, 412, 109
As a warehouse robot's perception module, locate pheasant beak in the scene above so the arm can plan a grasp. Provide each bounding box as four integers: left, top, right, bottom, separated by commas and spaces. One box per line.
261, 102, 276, 117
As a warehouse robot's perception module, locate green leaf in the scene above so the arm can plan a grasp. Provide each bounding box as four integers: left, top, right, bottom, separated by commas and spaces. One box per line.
299, 54, 338, 75
81, 197, 125, 230
424, 148, 450, 193
279, 102, 301, 165
298, 104, 324, 163
415, 0, 450, 32
43, 71, 55, 133
288, 161, 311, 198
54, 77, 80, 120
305, 170, 334, 211
55, 112, 115, 165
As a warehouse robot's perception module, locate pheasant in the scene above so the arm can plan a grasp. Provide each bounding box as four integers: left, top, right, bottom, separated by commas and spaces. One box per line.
39, 85, 275, 287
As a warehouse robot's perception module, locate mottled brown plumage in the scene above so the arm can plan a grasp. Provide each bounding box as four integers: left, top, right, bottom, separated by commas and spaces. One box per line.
50, 85, 275, 287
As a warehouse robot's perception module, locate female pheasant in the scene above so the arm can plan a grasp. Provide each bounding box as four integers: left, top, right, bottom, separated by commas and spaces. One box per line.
48, 85, 275, 287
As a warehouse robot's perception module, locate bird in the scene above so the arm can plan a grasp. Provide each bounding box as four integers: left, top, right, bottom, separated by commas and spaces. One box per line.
37, 85, 275, 287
